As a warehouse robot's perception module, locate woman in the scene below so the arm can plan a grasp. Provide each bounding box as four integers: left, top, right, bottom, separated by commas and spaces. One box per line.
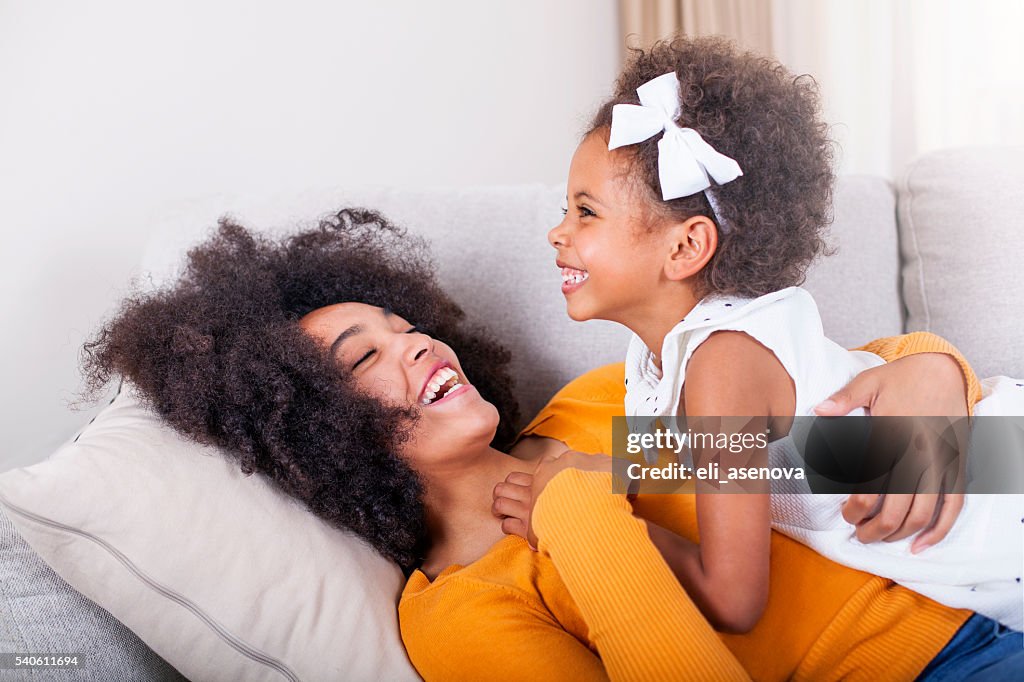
84, 209, 1005, 680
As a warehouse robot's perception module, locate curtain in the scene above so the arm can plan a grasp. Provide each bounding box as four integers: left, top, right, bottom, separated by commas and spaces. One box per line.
618, 0, 1024, 176
772, 0, 1024, 176
619, 0, 774, 55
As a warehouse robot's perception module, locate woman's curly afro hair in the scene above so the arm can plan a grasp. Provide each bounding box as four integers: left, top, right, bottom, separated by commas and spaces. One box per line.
590, 35, 835, 297
82, 208, 520, 569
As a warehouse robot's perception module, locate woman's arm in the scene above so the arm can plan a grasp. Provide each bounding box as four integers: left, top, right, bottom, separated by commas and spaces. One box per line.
514, 331, 979, 556
532, 467, 749, 681
514, 333, 979, 456
820, 331, 981, 416
816, 331, 980, 551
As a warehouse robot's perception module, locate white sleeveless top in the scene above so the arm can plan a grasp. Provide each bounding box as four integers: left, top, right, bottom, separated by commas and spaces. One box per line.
623, 286, 1024, 629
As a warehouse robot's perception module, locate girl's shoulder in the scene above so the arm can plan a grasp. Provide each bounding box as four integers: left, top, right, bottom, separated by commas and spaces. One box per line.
627, 287, 820, 367
625, 287, 826, 418
670, 287, 825, 364
669, 286, 820, 342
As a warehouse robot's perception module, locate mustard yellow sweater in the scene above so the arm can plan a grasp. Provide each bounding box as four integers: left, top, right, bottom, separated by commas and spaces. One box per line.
400, 333, 979, 681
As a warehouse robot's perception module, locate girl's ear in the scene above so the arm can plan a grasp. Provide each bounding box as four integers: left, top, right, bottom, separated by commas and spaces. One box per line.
663, 215, 718, 281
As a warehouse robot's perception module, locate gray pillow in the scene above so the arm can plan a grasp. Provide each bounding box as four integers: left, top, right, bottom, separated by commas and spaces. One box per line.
0, 507, 186, 682
803, 175, 904, 347
898, 146, 1024, 378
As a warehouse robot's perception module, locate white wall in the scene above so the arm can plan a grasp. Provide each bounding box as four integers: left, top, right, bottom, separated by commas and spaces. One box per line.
0, 0, 620, 470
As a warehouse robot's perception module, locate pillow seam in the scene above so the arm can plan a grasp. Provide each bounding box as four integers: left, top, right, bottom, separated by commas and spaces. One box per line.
901, 157, 932, 331
0, 496, 299, 682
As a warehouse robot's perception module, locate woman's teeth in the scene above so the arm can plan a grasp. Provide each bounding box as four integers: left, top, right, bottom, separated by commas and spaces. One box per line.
421, 367, 463, 405
561, 267, 589, 285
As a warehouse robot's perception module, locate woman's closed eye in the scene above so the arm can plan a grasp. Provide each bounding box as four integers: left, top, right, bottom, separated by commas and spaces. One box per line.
352, 348, 375, 370
351, 327, 419, 370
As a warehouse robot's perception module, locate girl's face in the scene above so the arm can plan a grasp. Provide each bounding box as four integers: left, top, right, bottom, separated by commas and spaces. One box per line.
299, 302, 500, 465
548, 131, 666, 325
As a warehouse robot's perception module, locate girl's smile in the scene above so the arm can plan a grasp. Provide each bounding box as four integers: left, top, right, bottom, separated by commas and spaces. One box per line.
558, 261, 589, 294
548, 132, 669, 326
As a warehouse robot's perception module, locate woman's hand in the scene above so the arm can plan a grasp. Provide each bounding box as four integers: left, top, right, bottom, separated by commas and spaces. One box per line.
492, 450, 612, 549
813, 352, 969, 552
814, 352, 969, 418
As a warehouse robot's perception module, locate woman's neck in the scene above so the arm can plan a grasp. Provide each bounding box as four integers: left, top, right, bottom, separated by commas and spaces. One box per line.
418, 447, 534, 575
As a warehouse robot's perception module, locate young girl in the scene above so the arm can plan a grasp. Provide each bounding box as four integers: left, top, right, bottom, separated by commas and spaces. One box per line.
513, 36, 1024, 633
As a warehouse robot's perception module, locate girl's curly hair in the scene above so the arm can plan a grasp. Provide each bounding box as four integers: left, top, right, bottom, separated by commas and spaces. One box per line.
82, 208, 520, 569
590, 35, 835, 297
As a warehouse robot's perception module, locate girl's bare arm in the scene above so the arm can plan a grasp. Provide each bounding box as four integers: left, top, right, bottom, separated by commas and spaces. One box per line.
650, 330, 794, 633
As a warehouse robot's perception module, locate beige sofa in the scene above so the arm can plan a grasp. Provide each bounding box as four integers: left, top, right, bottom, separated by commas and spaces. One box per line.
1, 146, 1022, 681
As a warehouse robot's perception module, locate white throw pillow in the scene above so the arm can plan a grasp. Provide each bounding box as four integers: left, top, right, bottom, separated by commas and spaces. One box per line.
0, 383, 420, 682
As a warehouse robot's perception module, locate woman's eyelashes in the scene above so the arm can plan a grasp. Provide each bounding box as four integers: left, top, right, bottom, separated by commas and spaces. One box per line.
351, 327, 418, 370
352, 348, 374, 370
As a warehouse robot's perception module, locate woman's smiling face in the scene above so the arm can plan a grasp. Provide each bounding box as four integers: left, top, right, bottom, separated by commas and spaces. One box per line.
298, 302, 500, 463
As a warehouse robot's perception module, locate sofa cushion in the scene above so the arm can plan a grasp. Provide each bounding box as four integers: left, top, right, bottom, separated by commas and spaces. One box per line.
898, 147, 1024, 377
803, 176, 904, 347
140, 185, 634, 426
0, 384, 420, 682
139, 178, 904, 426
0, 506, 186, 682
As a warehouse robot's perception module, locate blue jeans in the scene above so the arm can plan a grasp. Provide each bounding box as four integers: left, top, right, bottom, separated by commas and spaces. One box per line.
917, 613, 1024, 681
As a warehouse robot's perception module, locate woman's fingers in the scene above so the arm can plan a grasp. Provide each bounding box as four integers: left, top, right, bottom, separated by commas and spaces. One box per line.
500, 517, 536, 550
491, 495, 529, 520
841, 493, 881, 526
496, 498, 537, 549
500, 516, 529, 539
850, 493, 913, 543
882, 493, 940, 542
912, 493, 964, 553
881, 454, 951, 543
854, 493, 946, 545
815, 372, 878, 416
817, 353, 969, 417
501, 450, 606, 550
504, 472, 534, 487
824, 355, 971, 547
492, 474, 534, 519
844, 493, 934, 542
492, 480, 531, 504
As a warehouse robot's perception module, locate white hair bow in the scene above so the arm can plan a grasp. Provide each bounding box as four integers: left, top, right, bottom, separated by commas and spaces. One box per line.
608, 72, 743, 209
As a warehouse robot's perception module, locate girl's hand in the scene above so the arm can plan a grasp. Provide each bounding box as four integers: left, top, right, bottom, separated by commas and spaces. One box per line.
492, 450, 612, 549
813, 352, 969, 552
